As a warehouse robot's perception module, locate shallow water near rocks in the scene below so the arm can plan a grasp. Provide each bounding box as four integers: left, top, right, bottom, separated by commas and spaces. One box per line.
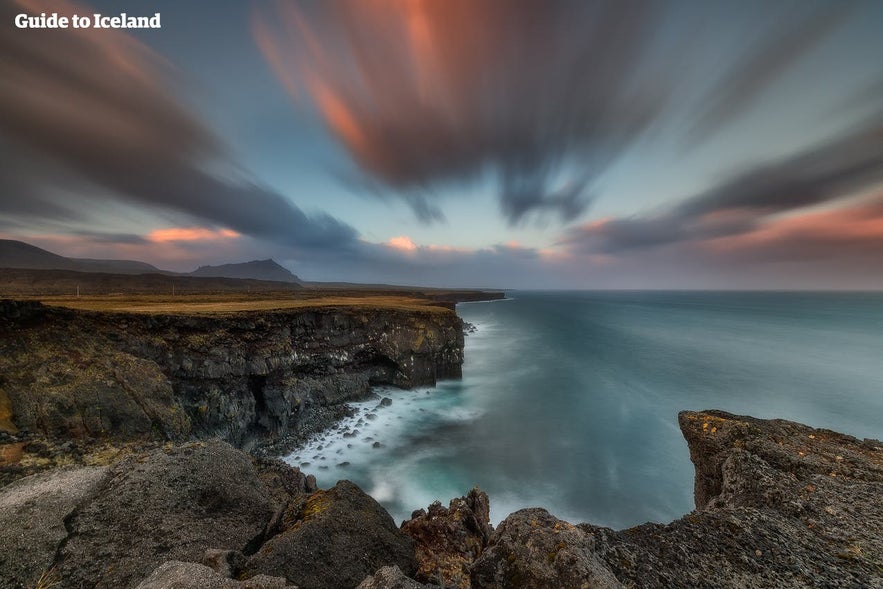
285, 291, 883, 528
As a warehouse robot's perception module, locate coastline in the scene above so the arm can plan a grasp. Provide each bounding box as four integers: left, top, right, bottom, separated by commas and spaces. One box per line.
2, 292, 882, 587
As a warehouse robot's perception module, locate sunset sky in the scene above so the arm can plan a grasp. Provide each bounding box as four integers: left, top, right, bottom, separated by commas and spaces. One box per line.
2, 0, 883, 288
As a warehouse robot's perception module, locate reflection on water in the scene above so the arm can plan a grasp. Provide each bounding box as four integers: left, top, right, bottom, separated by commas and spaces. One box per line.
285, 291, 883, 528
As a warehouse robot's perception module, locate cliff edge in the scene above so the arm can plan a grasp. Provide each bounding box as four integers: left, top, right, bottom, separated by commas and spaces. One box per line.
0, 299, 464, 448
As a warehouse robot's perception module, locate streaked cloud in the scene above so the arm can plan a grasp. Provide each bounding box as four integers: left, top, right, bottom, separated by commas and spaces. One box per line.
560, 112, 883, 258
147, 227, 241, 243
0, 0, 358, 252
254, 0, 854, 225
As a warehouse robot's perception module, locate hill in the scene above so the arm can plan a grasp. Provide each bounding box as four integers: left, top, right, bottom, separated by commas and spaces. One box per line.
0, 239, 164, 275
190, 259, 301, 283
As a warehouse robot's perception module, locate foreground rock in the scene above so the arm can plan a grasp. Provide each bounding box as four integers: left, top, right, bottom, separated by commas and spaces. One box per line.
1, 410, 880, 588
245, 480, 417, 589
135, 561, 295, 589
0, 466, 109, 588
473, 410, 883, 588
471, 508, 624, 589
401, 487, 492, 588
57, 441, 284, 589
356, 566, 439, 589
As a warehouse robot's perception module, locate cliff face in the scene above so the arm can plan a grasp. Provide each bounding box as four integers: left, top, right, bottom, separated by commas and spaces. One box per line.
0, 300, 464, 447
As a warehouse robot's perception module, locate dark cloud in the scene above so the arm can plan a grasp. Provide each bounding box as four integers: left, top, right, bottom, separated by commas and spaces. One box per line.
255, 0, 853, 225
0, 0, 357, 251
561, 112, 883, 255
254, 0, 675, 224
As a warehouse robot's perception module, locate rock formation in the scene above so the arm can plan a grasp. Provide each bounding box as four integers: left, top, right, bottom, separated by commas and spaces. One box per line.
400, 487, 492, 588
1, 311, 881, 589
0, 300, 464, 448
245, 480, 417, 588
471, 410, 883, 588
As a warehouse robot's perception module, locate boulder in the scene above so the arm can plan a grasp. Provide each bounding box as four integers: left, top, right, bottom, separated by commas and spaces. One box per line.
245, 480, 417, 589
0, 466, 109, 588
401, 487, 491, 588
356, 566, 438, 589
135, 561, 295, 589
57, 441, 279, 589
470, 508, 623, 589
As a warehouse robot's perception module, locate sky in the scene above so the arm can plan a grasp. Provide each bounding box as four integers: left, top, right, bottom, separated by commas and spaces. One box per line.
2, 0, 883, 289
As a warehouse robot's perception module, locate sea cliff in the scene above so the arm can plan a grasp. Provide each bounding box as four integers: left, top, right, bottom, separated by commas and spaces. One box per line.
1, 298, 881, 588
0, 299, 464, 448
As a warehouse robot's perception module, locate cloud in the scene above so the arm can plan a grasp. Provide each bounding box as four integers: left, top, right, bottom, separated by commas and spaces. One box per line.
254, 0, 855, 225
253, 0, 676, 224
0, 0, 358, 252
561, 112, 883, 257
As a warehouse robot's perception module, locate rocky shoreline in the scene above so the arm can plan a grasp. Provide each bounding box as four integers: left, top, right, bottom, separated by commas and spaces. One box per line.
1, 299, 882, 587
0, 410, 880, 588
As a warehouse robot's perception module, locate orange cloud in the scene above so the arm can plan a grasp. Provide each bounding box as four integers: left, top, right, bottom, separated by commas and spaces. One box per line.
386, 235, 418, 252
704, 199, 883, 252
147, 228, 240, 243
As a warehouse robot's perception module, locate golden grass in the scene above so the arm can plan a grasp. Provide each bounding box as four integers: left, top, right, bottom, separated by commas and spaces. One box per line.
31, 293, 452, 315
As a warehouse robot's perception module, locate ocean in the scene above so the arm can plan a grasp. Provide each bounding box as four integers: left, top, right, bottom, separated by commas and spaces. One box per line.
284, 291, 883, 528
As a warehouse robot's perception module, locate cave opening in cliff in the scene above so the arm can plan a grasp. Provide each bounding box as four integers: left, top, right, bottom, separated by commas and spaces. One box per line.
248, 375, 268, 414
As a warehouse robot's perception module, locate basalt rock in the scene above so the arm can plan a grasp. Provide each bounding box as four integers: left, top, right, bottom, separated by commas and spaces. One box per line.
0, 411, 880, 588
135, 561, 296, 589
0, 300, 464, 448
401, 487, 492, 588
356, 566, 440, 589
0, 466, 110, 589
474, 410, 883, 588
56, 441, 285, 589
470, 508, 623, 589
245, 480, 417, 589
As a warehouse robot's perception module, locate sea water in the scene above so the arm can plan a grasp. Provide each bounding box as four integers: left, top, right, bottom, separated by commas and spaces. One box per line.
284, 291, 883, 528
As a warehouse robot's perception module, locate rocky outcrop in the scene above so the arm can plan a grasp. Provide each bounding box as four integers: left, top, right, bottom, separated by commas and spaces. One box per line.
400, 487, 492, 588
135, 561, 295, 589
245, 480, 417, 589
0, 300, 464, 447
474, 410, 883, 588
356, 566, 439, 589
57, 441, 288, 589
0, 466, 109, 588
471, 508, 624, 589
1, 410, 880, 588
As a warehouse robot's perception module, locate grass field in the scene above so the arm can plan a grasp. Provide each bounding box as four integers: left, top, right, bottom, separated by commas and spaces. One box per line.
27, 292, 454, 314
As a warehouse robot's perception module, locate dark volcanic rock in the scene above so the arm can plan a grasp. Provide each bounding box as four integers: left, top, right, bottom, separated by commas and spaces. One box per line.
401, 487, 492, 588
0, 466, 109, 589
472, 410, 883, 588
57, 441, 280, 589
356, 566, 439, 589
135, 561, 295, 589
245, 480, 417, 589
588, 410, 883, 588
475, 410, 883, 588
470, 508, 623, 589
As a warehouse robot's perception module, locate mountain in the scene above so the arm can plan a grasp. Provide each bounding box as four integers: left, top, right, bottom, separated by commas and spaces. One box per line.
189, 259, 301, 283
0, 239, 165, 275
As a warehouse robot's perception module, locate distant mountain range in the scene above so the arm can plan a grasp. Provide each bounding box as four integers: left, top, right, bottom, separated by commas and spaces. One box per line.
0, 239, 301, 283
